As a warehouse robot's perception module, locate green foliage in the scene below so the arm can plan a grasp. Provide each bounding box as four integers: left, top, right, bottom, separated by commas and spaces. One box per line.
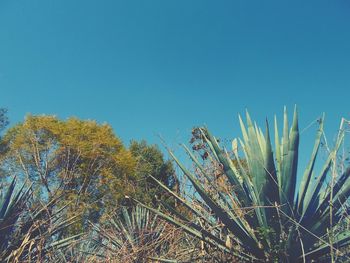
0, 108, 9, 177
0, 108, 8, 133
130, 140, 177, 205
142, 108, 350, 262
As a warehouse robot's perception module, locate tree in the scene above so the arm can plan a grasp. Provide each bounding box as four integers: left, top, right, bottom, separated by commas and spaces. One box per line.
0, 110, 81, 262
0, 108, 9, 177
0, 108, 8, 133
0, 115, 137, 232
0, 115, 179, 234
129, 140, 178, 205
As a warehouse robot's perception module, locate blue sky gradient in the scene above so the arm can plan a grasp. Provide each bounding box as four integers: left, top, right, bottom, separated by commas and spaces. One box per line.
1, 0, 350, 155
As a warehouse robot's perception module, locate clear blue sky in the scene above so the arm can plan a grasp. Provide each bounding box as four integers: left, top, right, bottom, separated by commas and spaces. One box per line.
1, 0, 350, 152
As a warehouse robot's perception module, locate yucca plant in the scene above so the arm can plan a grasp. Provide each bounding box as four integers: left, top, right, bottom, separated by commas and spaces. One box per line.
0, 178, 80, 262
55, 235, 101, 263
90, 204, 196, 263
137, 108, 350, 262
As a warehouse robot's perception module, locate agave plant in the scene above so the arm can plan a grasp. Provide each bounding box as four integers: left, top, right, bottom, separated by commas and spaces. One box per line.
137, 108, 350, 262
0, 178, 80, 262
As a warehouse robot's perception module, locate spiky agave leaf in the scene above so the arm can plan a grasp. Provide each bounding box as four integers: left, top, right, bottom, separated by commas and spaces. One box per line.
0, 178, 31, 260
0, 178, 81, 262
147, 108, 350, 262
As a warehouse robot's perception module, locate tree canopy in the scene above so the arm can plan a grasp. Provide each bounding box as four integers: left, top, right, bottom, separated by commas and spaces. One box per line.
130, 140, 178, 205
0, 115, 175, 233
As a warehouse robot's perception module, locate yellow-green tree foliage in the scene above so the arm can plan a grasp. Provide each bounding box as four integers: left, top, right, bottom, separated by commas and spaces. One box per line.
0, 115, 137, 230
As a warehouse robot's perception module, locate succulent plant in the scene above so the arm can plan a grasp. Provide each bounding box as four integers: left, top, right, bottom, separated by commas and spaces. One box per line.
91, 204, 179, 262
138, 108, 350, 262
0, 178, 80, 262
